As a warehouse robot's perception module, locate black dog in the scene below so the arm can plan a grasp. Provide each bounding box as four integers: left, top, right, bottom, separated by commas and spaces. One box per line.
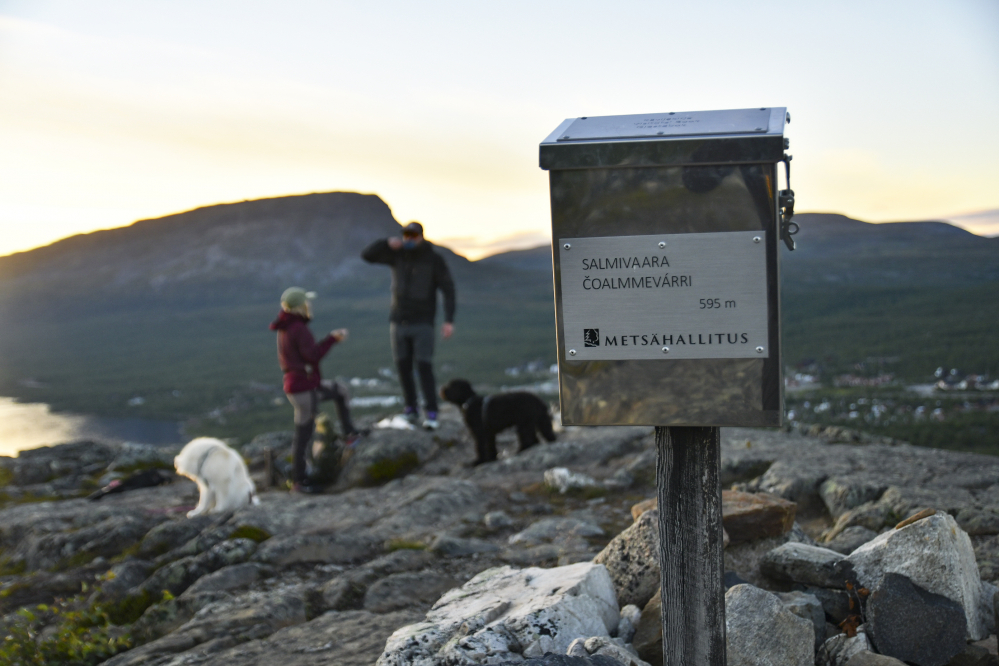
440, 378, 556, 465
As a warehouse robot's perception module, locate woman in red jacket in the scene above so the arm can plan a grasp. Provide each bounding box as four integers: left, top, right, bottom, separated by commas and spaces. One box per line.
270, 286, 355, 493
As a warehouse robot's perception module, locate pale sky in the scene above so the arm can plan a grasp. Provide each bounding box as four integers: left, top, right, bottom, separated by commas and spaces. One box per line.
1, 0, 997, 259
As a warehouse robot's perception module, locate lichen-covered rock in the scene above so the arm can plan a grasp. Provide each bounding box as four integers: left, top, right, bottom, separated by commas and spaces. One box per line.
593, 509, 660, 608
844, 652, 907, 666
377, 563, 619, 665
760, 542, 853, 588
138, 515, 216, 559
725, 584, 814, 666
848, 512, 986, 640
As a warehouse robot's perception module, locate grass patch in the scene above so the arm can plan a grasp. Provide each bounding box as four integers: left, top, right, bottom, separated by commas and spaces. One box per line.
101, 588, 159, 626
0, 557, 27, 577
365, 451, 420, 486
229, 525, 271, 543
0, 597, 132, 665
0, 467, 13, 488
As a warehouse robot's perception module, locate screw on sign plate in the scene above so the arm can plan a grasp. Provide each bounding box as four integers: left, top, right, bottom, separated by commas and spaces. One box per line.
569, 349, 577, 356
756, 346, 764, 353
563, 243, 571, 250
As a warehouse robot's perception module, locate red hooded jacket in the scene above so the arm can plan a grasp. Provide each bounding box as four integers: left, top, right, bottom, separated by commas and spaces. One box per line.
270, 311, 337, 394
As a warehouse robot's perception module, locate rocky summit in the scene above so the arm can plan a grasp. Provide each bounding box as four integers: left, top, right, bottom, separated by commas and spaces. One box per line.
2, 409, 999, 665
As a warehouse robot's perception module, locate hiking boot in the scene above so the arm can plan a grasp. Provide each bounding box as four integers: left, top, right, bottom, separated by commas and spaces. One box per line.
402, 407, 419, 425
422, 412, 439, 431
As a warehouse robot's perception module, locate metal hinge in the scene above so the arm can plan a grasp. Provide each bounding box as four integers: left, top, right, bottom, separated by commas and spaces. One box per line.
779, 153, 798, 251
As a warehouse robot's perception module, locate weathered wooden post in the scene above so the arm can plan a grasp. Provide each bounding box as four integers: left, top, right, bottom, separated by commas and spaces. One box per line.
540, 108, 794, 665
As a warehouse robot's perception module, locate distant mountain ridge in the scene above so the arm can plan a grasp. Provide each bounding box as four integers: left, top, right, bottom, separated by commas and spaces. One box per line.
0, 192, 511, 308
479, 213, 999, 288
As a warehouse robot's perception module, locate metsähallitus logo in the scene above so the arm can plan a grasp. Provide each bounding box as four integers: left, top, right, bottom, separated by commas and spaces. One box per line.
584, 329, 599, 347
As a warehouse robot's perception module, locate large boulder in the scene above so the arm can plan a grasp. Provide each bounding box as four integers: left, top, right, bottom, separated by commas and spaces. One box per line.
722, 491, 797, 545
847, 512, 987, 640
377, 563, 619, 665
865, 573, 966, 666
725, 584, 814, 666
819, 628, 871, 666
593, 509, 660, 608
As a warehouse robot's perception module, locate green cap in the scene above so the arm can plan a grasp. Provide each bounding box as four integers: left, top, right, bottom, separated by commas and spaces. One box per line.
280, 287, 316, 308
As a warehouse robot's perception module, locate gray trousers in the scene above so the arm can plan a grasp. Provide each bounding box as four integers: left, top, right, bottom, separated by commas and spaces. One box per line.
390, 323, 437, 413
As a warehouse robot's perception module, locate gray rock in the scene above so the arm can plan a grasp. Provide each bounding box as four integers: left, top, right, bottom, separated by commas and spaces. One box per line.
616, 604, 641, 643
97, 560, 154, 602
569, 635, 650, 666
848, 512, 987, 640
725, 584, 814, 666
138, 515, 216, 559
499, 544, 561, 565
777, 590, 825, 653
499, 656, 627, 666
979, 581, 997, 636
632, 590, 662, 666
105, 588, 309, 666
760, 542, 853, 588
362, 571, 461, 613
185, 609, 423, 666
956, 507, 999, 536
593, 509, 660, 608
252, 533, 375, 567
824, 526, 879, 555
429, 534, 500, 557
866, 573, 966, 666
844, 650, 908, 666
946, 644, 995, 666
724, 534, 788, 588
140, 538, 258, 597
509, 516, 605, 545
181, 563, 269, 597
819, 628, 871, 666
800, 586, 853, 624
484, 511, 514, 529
819, 478, 885, 519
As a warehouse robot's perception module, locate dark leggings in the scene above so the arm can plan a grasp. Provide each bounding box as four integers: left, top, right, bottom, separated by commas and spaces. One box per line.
288, 381, 355, 484
397, 356, 438, 413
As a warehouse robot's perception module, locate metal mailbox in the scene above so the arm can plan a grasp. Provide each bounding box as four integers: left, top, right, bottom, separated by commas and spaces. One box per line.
541, 107, 794, 427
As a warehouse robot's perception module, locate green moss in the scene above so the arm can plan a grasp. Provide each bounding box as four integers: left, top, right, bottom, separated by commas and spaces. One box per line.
229, 525, 272, 543
0, 557, 27, 577
365, 451, 420, 486
0, 466, 13, 488
102, 588, 158, 626
53, 550, 98, 572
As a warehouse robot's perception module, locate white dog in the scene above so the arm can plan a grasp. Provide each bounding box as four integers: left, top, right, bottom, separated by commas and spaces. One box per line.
174, 437, 260, 518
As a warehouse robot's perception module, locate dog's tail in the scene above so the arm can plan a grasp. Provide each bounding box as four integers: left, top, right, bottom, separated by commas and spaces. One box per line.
250, 491, 261, 506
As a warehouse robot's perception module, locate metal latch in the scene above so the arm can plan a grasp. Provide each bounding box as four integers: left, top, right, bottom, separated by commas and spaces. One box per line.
779, 154, 798, 251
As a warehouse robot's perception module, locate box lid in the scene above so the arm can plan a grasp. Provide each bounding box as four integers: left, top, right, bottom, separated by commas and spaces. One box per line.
540, 107, 787, 171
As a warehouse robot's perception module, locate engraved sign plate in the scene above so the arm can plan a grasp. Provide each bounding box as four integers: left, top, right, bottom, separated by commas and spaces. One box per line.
557, 108, 771, 141
559, 231, 769, 361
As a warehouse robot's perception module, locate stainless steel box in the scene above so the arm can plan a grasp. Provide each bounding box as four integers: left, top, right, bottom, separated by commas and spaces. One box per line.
540, 108, 789, 426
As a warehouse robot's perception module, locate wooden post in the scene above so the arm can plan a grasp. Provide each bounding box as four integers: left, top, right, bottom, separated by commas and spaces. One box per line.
656, 426, 726, 666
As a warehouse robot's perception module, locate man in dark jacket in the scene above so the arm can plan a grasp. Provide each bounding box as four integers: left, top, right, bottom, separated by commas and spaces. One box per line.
361, 222, 456, 430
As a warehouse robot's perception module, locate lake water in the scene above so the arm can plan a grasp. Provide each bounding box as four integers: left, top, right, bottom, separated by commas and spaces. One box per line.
0, 397, 184, 458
